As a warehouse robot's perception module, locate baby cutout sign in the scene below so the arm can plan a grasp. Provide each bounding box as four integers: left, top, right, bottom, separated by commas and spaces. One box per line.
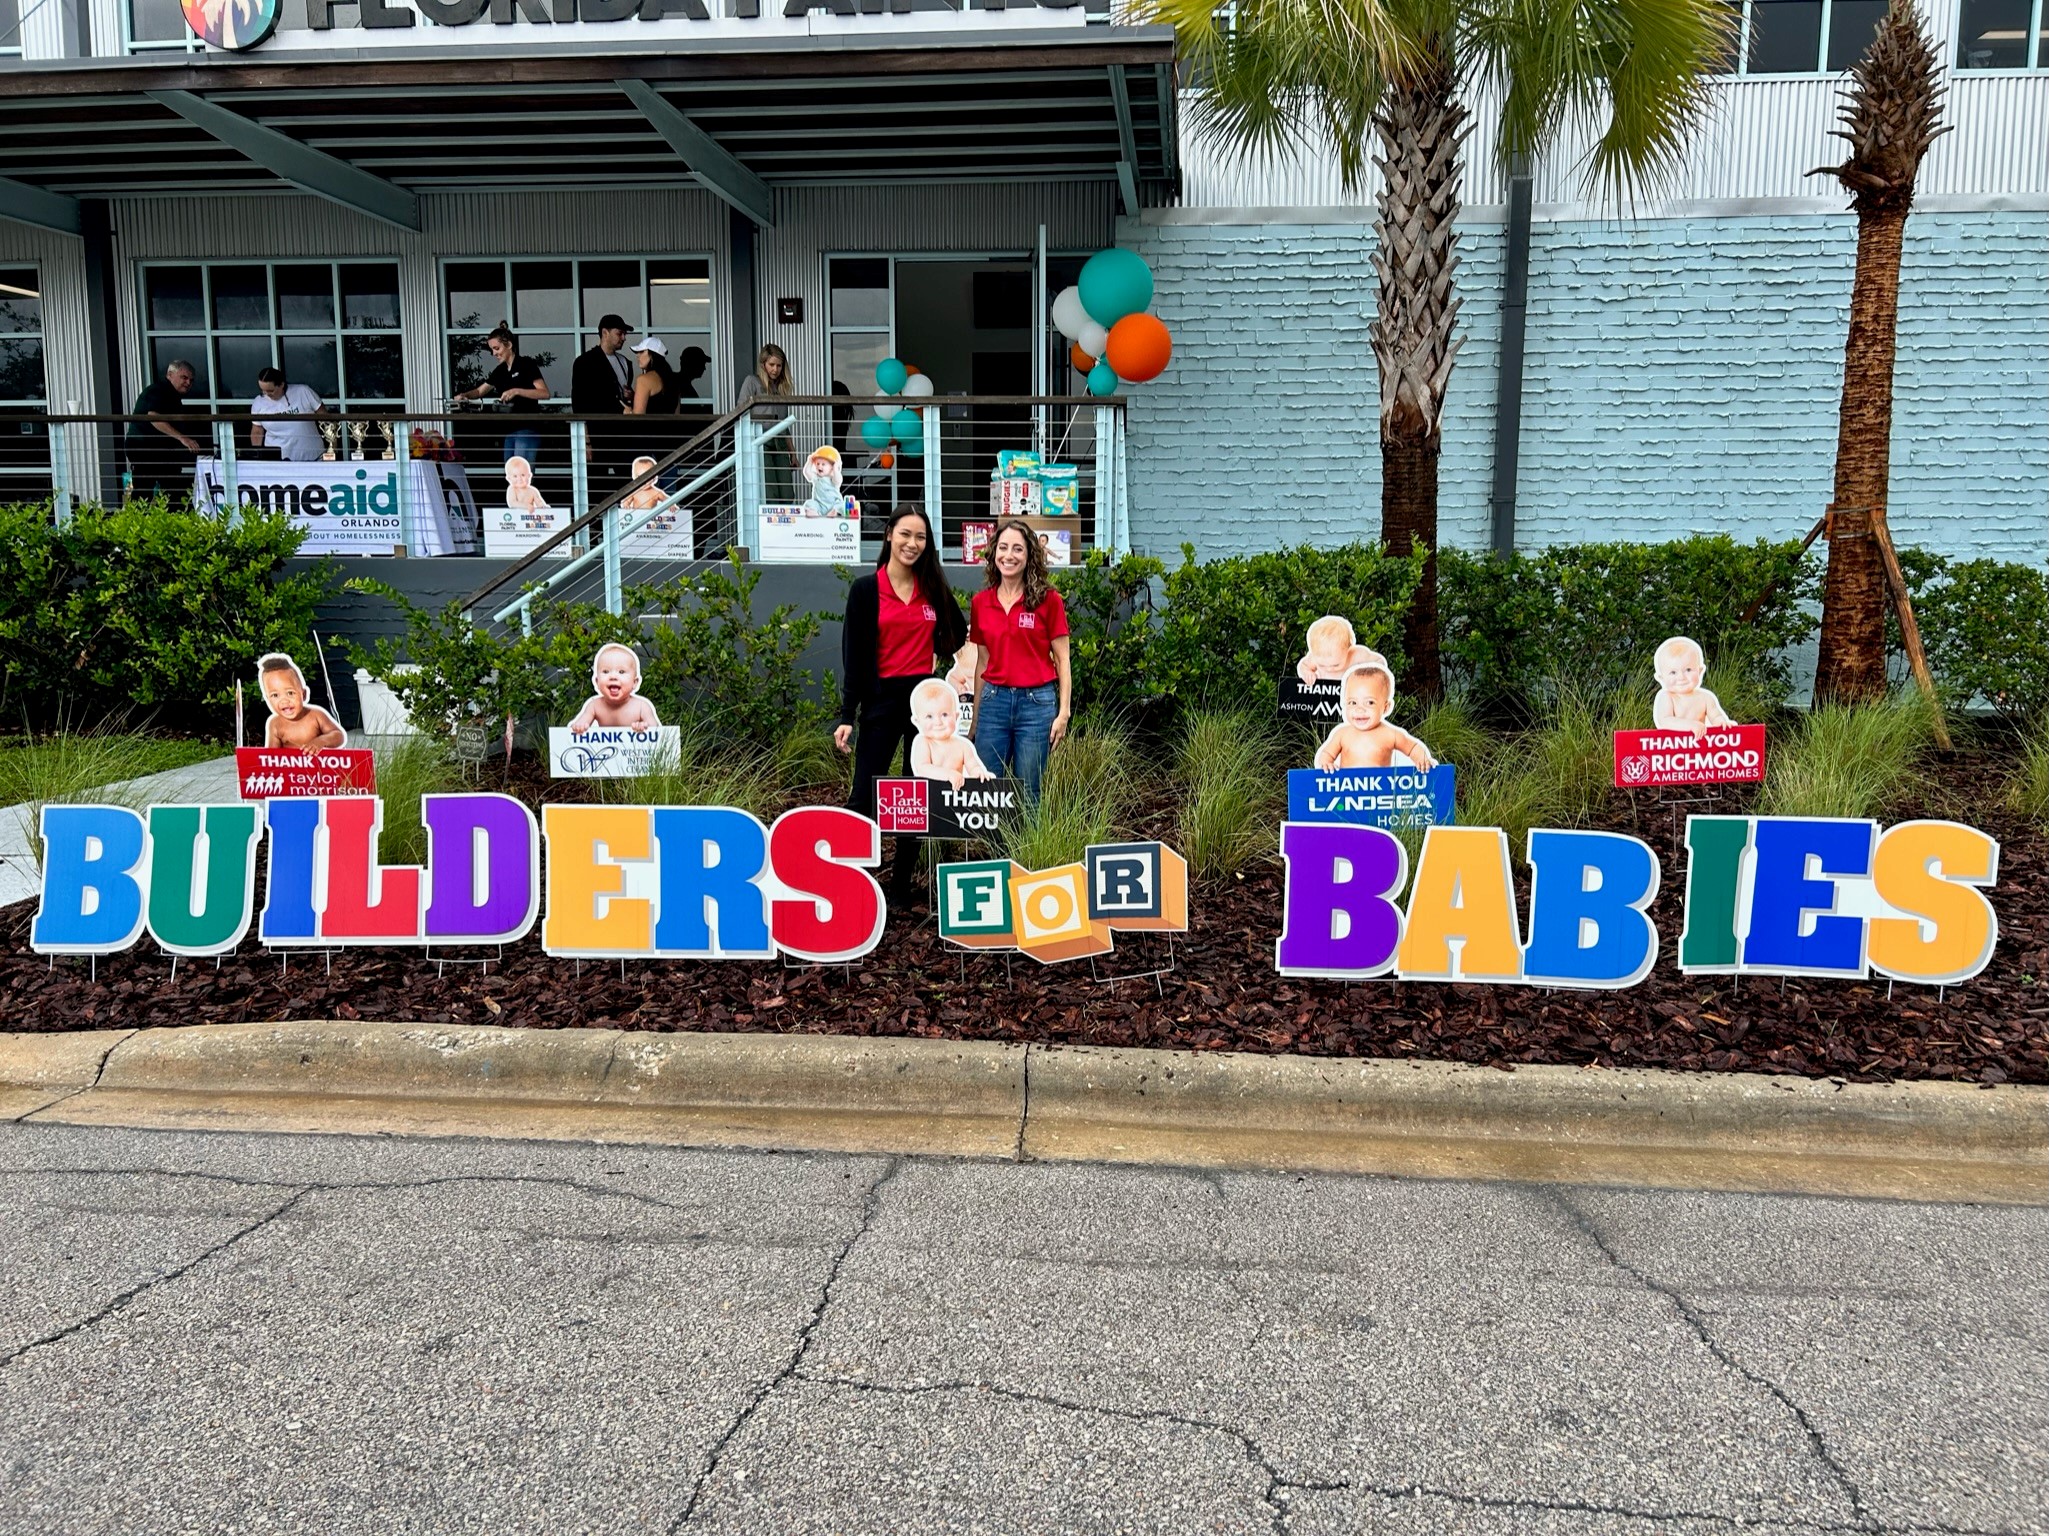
875, 677, 1023, 841
1282, 633, 1456, 832
236, 652, 375, 800
1614, 636, 1767, 788
549, 643, 683, 778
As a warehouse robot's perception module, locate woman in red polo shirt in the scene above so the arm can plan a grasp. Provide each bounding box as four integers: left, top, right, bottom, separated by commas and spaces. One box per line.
969, 517, 1071, 796
834, 504, 968, 900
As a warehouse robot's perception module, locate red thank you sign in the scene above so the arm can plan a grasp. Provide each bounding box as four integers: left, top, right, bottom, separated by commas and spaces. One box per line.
1613, 726, 1766, 788
236, 747, 377, 800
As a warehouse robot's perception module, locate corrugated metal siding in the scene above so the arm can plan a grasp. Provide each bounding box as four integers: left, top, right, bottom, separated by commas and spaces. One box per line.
1177, 0, 2047, 213
754, 182, 1117, 395
0, 220, 100, 486
107, 189, 728, 410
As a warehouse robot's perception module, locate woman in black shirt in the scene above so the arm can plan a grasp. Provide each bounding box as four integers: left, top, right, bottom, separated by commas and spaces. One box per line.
835, 504, 967, 904
455, 323, 550, 465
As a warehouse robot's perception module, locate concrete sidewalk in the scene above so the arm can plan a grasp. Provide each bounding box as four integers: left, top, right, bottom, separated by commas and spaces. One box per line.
0, 753, 239, 909
4, 1022, 2042, 1203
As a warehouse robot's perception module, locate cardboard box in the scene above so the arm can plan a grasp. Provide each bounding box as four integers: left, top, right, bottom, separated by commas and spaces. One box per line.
1017, 514, 1073, 567
989, 477, 1041, 519
962, 521, 995, 565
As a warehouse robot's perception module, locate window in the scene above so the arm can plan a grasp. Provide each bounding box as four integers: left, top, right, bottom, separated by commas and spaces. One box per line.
126, 0, 202, 51
139, 262, 406, 411
440, 257, 716, 405
1722, 0, 1897, 73
1, 0, 24, 64
1956, 0, 2047, 66
0, 267, 48, 499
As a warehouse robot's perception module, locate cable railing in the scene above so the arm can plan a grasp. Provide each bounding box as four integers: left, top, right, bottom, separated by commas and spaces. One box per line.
4, 393, 1130, 618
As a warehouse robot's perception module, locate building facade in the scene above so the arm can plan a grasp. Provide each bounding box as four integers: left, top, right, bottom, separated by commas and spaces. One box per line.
0, 0, 2043, 563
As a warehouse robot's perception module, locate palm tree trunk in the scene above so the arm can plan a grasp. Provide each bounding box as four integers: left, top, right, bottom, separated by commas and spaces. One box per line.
1811, 0, 1946, 707
1815, 207, 1906, 705
1372, 46, 1466, 703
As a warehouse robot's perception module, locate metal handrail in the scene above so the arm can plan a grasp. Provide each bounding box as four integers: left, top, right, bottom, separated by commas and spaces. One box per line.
459, 401, 755, 614
489, 422, 793, 631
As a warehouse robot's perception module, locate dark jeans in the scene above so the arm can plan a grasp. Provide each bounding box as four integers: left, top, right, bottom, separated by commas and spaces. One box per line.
503, 427, 542, 465
847, 674, 924, 897
975, 681, 1059, 797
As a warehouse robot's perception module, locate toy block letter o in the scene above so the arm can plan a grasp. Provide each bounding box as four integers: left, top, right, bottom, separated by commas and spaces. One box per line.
1013, 865, 1089, 947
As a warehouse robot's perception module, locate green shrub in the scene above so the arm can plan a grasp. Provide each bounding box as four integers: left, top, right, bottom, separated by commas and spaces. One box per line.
0, 499, 332, 730
1897, 555, 2049, 722
1053, 550, 1166, 718
624, 560, 832, 746
1439, 536, 1816, 712
1175, 708, 1285, 883
1150, 543, 1426, 710
1759, 693, 1938, 820
345, 583, 560, 738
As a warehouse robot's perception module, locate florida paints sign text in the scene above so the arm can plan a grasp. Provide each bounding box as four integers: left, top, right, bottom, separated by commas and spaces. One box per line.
1276, 816, 1998, 988
29, 796, 884, 964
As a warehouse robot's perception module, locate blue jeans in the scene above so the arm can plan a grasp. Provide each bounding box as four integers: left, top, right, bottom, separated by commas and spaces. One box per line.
503, 428, 541, 465
976, 682, 1058, 796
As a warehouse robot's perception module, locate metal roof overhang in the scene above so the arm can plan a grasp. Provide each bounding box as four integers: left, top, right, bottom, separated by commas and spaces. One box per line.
0, 28, 1180, 233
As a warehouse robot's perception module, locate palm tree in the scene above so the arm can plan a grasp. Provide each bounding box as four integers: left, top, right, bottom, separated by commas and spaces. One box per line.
1810, 0, 1947, 706
1148, 0, 1733, 698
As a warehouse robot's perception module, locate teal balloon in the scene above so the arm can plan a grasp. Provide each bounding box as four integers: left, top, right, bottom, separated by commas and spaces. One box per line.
897, 435, 923, 459
890, 407, 922, 446
1078, 248, 1154, 327
875, 357, 909, 394
1086, 361, 1119, 397
860, 414, 892, 450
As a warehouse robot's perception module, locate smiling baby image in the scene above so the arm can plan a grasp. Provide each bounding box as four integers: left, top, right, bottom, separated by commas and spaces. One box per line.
909, 676, 993, 791
568, 643, 662, 733
1314, 663, 1437, 772
1296, 615, 1385, 686
259, 653, 346, 755
1652, 635, 1731, 740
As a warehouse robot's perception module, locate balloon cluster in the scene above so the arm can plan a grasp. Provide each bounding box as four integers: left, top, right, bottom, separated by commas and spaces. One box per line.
1054, 248, 1172, 398
859, 356, 935, 466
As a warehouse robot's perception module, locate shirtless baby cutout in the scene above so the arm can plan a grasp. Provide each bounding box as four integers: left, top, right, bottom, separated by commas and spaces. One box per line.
259, 653, 347, 756
1314, 664, 1437, 772
908, 676, 994, 791
569, 643, 663, 733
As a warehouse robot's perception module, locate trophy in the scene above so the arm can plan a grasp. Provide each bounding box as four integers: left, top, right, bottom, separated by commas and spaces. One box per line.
376, 421, 397, 460
347, 421, 370, 460
319, 421, 342, 461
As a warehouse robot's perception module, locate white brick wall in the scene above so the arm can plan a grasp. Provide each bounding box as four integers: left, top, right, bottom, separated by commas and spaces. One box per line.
1122, 209, 2049, 565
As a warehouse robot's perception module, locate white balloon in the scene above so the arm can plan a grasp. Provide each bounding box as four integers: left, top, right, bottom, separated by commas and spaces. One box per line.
873, 400, 896, 418
901, 373, 935, 398
1051, 285, 1088, 341
1077, 320, 1109, 358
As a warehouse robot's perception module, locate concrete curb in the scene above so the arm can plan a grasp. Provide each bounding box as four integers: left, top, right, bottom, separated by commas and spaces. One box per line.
2, 1022, 2042, 1202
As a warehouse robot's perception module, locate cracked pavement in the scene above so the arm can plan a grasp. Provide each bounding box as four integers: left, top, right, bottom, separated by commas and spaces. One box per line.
0, 1124, 2040, 1535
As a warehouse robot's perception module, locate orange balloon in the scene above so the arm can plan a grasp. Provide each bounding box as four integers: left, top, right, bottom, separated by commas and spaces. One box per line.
1069, 342, 1095, 374
904, 364, 922, 376
878, 451, 895, 469
1105, 313, 1172, 383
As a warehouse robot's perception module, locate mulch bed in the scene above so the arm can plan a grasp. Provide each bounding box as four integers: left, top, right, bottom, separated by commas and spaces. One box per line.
3, 766, 2044, 1086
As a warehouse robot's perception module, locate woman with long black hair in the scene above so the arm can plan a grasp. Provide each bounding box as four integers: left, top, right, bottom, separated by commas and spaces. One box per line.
834, 504, 967, 904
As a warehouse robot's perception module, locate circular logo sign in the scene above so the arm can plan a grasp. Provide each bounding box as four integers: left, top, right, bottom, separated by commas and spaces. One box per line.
180, 0, 281, 51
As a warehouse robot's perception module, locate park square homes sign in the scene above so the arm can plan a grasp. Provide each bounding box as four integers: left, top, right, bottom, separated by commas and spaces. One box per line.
241, 0, 1090, 52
